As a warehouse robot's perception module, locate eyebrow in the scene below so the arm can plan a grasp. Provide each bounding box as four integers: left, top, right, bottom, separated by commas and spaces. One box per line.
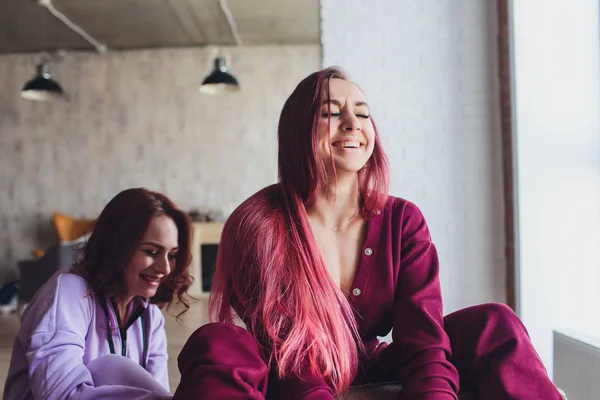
141, 241, 179, 251
322, 99, 369, 108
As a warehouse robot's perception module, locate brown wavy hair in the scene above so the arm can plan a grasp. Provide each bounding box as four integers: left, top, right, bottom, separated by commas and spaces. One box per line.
72, 188, 193, 314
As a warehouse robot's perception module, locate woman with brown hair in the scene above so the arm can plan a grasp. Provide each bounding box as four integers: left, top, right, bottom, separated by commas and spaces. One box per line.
4, 188, 193, 400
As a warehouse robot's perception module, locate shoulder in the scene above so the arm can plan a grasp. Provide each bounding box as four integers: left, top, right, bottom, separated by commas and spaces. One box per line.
55, 271, 91, 290
28, 272, 92, 308
54, 272, 95, 304
241, 184, 285, 213
227, 184, 287, 231
19, 272, 95, 334
383, 195, 431, 240
385, 195, 426, 220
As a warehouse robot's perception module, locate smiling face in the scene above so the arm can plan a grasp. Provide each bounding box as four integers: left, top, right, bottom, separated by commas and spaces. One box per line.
317, 78, 375, 175
123, 214, 179, 302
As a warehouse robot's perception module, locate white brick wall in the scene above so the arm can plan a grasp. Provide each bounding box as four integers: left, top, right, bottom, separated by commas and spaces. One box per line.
321, 0, 505, 312
0, 45, 320, 283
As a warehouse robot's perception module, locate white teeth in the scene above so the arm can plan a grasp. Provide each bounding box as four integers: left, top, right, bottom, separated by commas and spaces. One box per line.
334, 141, 361, 148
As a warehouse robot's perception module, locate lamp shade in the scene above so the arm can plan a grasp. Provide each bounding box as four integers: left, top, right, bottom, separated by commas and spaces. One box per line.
21, 63, 65, 101
199, 57, 240, 94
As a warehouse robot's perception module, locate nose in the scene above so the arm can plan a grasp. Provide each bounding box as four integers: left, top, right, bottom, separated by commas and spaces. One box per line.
340, 112, 361, 132
154, 255, 172, 276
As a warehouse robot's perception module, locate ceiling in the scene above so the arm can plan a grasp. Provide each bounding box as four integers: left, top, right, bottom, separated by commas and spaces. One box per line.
0, 0, 320, 54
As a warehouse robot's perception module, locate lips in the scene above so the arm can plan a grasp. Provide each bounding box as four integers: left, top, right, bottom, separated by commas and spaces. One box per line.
140, 274, 162, 285
331, 140, 363, 148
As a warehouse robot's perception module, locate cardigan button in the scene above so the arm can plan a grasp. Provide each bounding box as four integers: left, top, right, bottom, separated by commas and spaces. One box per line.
375, 210, 381, 215
364, 248, 373, 256
352, 288, 362, 296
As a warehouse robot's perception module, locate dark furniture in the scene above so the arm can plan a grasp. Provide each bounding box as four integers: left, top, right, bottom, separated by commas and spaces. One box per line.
17, 243, 79, 305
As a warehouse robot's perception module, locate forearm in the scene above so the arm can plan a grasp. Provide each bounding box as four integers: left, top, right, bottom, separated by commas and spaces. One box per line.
267, 366, 334, 400
391, 296, 458, 398
395, 349, 457, 399
394, 202, 460, 398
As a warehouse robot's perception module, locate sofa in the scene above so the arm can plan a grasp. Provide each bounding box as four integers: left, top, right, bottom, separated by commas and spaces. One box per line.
17, 241, 81, 306
17, 213, 93, 310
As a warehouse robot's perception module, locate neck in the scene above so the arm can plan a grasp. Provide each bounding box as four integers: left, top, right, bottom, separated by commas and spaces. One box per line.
309, 173, 361, 231
113, 296, 133, 324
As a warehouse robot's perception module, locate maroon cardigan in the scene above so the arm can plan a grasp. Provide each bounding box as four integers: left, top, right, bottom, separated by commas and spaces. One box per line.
177, 196, 460, 399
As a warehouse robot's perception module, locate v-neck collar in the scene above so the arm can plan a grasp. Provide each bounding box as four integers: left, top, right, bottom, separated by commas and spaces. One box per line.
102, 295, 149, 330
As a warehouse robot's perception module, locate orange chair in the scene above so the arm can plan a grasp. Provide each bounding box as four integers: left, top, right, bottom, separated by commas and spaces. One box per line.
32, 214, 94, 258
52, 213, 94, 243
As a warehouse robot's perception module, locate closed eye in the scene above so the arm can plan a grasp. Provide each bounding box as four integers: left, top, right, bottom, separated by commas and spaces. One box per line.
321, 112, 340, 118
168, 253, 177, 260
356, 114, 370, 119
144, 249, 157, 256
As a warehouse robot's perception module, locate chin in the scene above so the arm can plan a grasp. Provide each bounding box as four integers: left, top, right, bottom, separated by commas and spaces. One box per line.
331, 156, 369, 171
335, 163, 368, 174
136, 288, 158, 300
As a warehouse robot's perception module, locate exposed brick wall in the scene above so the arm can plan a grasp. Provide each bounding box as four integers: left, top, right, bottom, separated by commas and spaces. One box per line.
321, 0, 506, 312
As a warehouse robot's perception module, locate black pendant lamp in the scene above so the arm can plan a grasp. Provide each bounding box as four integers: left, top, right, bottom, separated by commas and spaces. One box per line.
21, 63, 65, 101
199, 57, 240, 94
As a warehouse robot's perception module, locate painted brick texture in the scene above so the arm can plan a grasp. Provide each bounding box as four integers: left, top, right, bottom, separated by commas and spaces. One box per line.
0, 45, 320, 282
321, 0, 506, 312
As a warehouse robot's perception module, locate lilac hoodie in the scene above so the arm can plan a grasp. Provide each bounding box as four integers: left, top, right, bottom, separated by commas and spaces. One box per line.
4, 272, 170, 400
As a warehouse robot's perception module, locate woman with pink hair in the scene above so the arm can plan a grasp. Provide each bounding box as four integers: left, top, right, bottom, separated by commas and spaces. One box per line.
173, 67, 564, 400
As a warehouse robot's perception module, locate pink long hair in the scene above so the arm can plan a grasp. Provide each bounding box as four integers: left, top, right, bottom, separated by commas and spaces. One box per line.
209, 67, 390, 394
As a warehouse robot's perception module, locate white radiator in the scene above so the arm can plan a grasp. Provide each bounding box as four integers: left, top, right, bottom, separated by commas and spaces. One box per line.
554, 330, 600, 400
